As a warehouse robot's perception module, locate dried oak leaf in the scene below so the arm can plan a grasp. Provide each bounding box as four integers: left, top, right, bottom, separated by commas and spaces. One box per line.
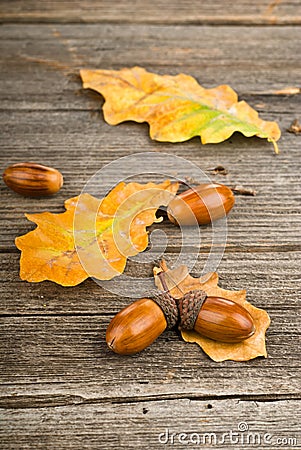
80, 66, 281, 153
15, 181, 178, 286
154, 262, 270, 362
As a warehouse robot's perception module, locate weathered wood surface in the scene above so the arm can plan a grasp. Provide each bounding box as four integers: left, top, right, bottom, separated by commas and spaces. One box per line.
1, 0, 301, 25
1, 24, 301, 99
0, 5, 301, 450
1, 399, 300, 449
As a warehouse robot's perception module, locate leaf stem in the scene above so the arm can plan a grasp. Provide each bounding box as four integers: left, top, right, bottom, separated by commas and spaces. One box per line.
157, 263, 185, 297
158, 271, 170, 293
270, 139, 279, 154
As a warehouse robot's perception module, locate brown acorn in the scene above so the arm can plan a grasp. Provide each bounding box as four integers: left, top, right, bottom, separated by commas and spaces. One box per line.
178, 290, 255, 343
3, 162, 63, 197
167, 183, 235, 226
106, 294, 178, 355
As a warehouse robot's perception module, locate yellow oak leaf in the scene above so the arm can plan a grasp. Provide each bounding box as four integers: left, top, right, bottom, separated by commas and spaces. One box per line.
80, 66, 281, 153
15, 181, 178, 286
154, 262, 270, 362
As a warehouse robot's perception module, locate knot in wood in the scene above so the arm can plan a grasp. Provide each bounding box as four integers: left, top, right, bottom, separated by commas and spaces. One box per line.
178, 290, 207, 330
152, 292, 178, 329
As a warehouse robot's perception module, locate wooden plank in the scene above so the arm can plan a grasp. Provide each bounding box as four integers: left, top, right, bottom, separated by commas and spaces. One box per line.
1, 192, 301, 253
0, 398, 300, 449
1, 251, 300, 313
1, 0, 301, 25
0, 314, 299, 394
1, 24, 301, 105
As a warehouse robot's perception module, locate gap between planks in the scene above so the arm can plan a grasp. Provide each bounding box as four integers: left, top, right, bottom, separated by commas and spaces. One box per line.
0, 392, 300, 409
1, 244, 301, 255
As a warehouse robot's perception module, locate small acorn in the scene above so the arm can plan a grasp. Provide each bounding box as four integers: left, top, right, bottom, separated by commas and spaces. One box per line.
106, 294, 178, 355
178, 290, 255, 343
3, 162, 63, 197
167, 183, 235, 226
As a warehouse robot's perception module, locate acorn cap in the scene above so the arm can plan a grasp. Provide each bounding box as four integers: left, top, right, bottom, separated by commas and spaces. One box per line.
152, 291, 179, 329
178, 289, 207, 330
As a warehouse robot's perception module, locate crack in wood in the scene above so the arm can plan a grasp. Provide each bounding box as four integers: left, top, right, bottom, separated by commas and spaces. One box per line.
0, 392, 300, 409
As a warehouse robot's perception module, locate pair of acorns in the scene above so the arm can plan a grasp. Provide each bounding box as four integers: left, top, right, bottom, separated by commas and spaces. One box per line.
106, 272, 255, 355
107, 180, 245, 355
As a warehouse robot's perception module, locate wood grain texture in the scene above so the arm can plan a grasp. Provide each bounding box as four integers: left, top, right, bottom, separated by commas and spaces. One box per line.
1, 24, 301, 103
0, 399, 300, 449
0, 6, 301, 449
1, 0, 301, 25
0, 314, 299, 393
1, 251, 301, 312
